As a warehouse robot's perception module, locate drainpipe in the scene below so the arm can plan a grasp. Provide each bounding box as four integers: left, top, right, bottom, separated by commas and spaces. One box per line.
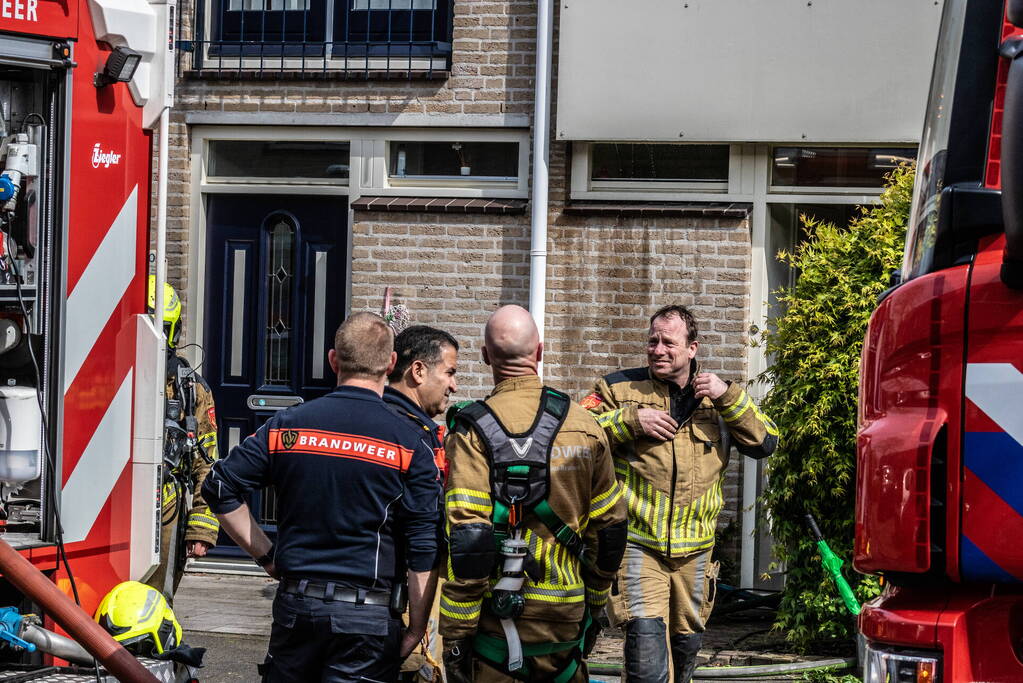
528, 0, 554, 377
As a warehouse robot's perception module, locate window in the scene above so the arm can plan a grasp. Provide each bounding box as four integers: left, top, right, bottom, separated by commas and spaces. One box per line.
389, 141, 519, 180
771, 146, 917, 189
192, 0, 452, 75
590, 143, 729, 184
208, 140, 350, 182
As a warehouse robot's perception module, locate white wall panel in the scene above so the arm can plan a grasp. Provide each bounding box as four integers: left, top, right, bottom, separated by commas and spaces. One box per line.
556, 0, 943, 143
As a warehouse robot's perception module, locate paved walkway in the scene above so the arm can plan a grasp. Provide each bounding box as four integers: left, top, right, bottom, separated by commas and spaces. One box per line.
176, 573, 277, 637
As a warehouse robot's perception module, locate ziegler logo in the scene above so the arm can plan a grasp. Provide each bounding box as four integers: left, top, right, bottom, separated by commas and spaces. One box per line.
91, 144, 121, 168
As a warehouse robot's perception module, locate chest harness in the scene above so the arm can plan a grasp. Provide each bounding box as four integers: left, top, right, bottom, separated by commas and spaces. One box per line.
454, 387, 591, 682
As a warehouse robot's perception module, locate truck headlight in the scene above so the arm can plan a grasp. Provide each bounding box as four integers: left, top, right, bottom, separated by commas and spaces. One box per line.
864, 644, 940, 683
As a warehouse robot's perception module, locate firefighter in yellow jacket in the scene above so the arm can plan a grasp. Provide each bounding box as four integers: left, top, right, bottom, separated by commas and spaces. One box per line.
441, 305, 627, 683
145, 278, 220, 601
583, 305, 777, 683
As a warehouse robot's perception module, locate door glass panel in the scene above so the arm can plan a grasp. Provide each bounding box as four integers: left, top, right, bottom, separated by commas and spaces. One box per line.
312, 250, 327, 380
230, 248, 247, 376
265, 217, 295, 385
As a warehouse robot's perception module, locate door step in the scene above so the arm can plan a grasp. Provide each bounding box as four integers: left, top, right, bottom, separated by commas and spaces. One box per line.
187, 556, 264, 576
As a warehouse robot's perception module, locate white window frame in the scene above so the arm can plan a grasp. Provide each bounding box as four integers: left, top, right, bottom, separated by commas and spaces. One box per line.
205, 139, 353, 186
187, 124, 530, 363
379, 129, 530, 197
571, 142, 740, 201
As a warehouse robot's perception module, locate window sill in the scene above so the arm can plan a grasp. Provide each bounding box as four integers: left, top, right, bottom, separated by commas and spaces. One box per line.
351, 196, 527, 215
563, 201, 752, 219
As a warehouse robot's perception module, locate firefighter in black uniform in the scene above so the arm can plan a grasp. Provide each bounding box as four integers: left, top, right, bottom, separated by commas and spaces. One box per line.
384, 325, 460, 680
203, 312, 443, 682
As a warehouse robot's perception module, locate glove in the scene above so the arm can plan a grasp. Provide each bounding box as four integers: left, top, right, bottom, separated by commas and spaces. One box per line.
443, 638, 474, 683
582, 610, 603, 657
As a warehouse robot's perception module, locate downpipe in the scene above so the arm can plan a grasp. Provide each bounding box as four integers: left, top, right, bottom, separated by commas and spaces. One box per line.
528, 0, 554, 376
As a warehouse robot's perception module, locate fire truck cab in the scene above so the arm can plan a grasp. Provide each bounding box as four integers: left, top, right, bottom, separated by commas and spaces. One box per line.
856, 0, 1023, 681
0, 0, 174, 665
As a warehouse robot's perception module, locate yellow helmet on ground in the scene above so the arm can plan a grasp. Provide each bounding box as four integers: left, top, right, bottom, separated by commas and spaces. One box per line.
95, 581, 182, 656
147, 276, 182, 349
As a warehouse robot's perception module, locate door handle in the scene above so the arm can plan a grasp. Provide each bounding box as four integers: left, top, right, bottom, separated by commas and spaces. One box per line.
247, 394, 304, 411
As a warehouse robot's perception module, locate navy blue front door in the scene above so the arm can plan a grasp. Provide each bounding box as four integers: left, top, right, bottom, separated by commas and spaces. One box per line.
203, 194, 347, 556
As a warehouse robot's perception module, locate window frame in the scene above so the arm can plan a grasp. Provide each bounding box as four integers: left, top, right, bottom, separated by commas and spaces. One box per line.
205, 139, 353, 186
196, 0, 452, 73
571, 142, 741, 201
378, 129, 530, 197
767, 144, 918, 196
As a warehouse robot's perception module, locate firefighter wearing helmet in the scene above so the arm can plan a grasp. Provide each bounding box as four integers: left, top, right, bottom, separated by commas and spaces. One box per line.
146, 277, 220, 601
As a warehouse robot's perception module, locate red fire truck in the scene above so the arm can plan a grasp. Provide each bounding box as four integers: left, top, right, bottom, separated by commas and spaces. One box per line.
0, 0, 176, 671
855, 0, 1023, 681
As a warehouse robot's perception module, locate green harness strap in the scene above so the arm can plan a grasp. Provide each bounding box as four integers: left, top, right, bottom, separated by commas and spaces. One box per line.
473, 612, 591, 682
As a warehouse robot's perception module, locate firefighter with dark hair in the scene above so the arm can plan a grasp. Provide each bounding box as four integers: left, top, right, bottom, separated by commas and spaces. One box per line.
384, 324, 460, 680
441, 305, 627, 683
203, 312, 442, 682
145, 277, 219, 601
583, 305, 778, 683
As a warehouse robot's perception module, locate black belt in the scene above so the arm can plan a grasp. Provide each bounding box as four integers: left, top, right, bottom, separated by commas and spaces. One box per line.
280, 578, 389, 605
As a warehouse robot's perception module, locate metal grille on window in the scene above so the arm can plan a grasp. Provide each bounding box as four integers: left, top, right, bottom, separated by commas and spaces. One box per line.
265, 217, 294, 385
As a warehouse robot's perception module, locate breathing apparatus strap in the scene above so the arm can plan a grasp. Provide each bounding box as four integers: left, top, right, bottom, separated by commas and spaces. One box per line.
455, 388, 589, 676
472, 610, 591, 683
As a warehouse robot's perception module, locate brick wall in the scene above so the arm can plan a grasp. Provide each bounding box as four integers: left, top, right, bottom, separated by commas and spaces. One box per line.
350, 140, 752, 544
165, 0, 753, 554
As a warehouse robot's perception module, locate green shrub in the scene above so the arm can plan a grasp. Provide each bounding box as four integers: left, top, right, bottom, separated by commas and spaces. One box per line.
759, 164, 915, 652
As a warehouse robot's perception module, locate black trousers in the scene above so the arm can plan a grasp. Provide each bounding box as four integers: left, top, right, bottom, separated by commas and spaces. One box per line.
260, 587, 403, 682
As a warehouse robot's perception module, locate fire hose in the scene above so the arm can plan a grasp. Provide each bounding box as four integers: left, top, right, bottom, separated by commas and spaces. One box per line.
0, 539, 159, 682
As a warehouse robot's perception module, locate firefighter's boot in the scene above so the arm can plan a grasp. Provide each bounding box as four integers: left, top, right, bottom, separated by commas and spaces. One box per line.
670, 633, 702, 683
623, 618, 669, 683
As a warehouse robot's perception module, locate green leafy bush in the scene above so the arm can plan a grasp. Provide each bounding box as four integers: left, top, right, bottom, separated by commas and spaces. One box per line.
759, 164, 915, 652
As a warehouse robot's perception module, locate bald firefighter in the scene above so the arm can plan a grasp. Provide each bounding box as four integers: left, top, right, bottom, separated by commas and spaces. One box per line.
145, 278, 219, 601
441, 305, 628, 683
583, 305, 777, 682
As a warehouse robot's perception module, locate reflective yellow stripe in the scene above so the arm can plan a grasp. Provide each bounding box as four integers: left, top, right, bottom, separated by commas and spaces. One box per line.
522, 582, 585, 604
445, 488, 493, 514
586, 586, 609, 607
440, 595, 482, 621
721, 391, 752, 423
596, 409, 632, 443
188, 512, 220, 532
753, 405, 780, 436
589, 483, 623, 518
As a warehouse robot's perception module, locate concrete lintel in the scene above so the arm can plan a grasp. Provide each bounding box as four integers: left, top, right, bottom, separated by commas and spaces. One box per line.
182, 110, 531, 129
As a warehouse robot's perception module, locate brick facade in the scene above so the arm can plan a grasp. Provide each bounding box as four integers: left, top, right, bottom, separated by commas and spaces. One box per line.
167, 0, 752, 558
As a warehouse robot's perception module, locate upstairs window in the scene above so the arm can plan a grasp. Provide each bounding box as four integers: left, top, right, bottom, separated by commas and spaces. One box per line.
191, 0, 452, 76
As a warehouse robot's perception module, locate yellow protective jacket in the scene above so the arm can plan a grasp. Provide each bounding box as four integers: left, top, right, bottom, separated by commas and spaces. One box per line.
584, 363, 777, 559
163, 360, 220, 547
440, 375, 627, 643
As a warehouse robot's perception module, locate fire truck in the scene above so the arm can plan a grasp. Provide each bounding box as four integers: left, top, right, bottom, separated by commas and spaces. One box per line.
0, 0, 176, 672
855, 0, 1023, 681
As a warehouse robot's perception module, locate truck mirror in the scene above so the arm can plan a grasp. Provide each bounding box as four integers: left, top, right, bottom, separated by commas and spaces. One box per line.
999, 37, 1023, 289
1010, 0, 1023, 28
